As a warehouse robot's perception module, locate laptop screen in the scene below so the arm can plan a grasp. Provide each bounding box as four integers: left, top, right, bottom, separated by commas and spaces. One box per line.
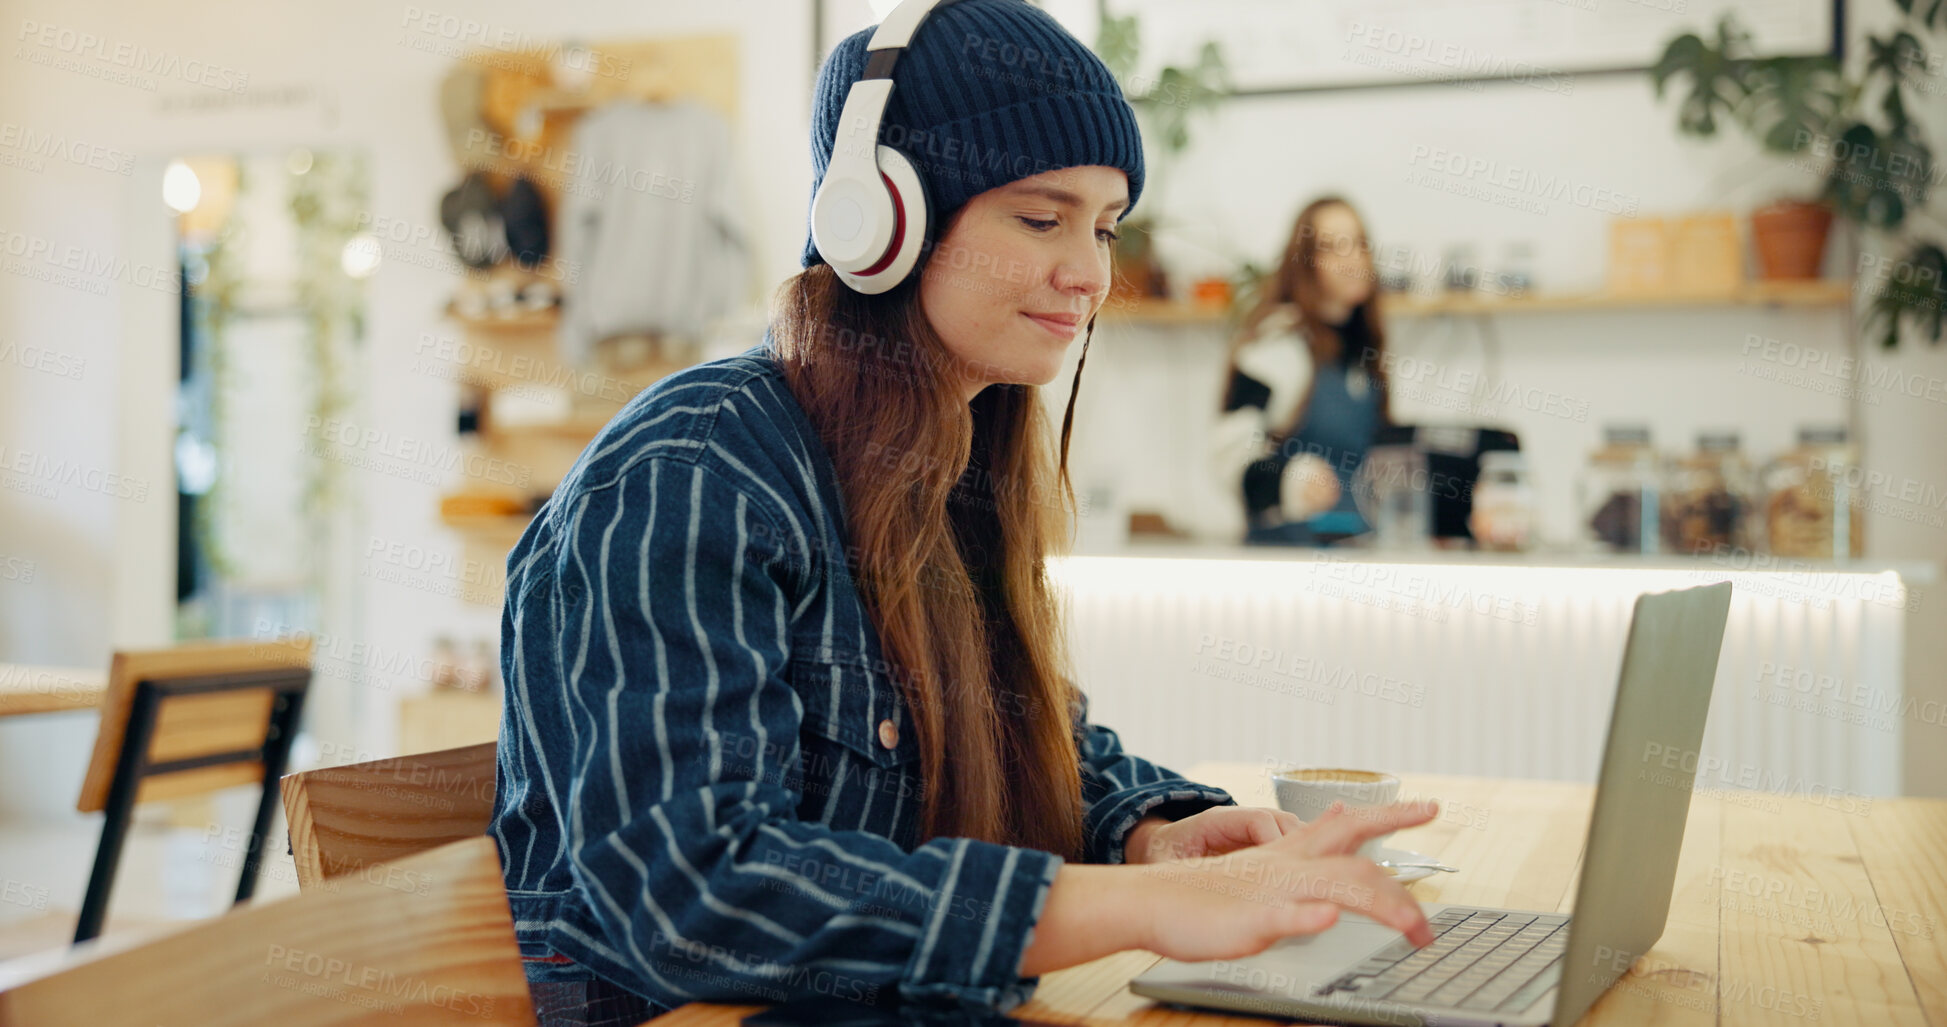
1552, 581, 1733, 1025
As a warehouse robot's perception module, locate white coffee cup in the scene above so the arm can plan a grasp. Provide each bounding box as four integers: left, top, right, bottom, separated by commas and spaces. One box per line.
1270, 767, 1403, 858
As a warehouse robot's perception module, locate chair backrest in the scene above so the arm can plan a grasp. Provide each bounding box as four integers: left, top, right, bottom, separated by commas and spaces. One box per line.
282, 741, 499, 890
0, 836, 536, 1026
77, 638, 314, 812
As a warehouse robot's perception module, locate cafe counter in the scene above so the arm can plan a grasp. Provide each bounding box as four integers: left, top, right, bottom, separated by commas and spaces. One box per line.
1047, 544, 1934, 798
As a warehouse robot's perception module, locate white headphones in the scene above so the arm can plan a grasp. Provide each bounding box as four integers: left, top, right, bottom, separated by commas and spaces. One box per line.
810, 0, 960, 295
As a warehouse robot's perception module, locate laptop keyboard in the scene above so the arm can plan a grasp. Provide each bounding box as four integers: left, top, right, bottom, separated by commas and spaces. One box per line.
1314, 908, 1569, 1013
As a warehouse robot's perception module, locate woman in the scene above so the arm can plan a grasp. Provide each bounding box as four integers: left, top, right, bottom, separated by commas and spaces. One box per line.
1212, 198, 1393, 545
489, 4, 1434, 1024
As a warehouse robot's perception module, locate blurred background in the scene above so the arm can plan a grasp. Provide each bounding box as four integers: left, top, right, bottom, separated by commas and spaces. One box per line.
0, 0, 1942, 960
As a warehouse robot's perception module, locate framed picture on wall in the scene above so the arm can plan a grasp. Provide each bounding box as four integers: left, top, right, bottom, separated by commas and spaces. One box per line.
1098, 0, 1840, 96
812, 0, 1838, 96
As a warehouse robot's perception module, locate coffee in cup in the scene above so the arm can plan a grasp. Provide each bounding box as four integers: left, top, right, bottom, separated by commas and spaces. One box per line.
1270, 767, 1402, 857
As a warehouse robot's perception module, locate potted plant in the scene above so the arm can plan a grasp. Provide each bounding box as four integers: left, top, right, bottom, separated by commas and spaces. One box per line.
1650, 6, 1946, 347
1090, 0, 1230, 303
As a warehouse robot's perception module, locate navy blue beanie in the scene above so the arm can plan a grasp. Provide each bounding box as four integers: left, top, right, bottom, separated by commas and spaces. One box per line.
802, 0, 1145, 270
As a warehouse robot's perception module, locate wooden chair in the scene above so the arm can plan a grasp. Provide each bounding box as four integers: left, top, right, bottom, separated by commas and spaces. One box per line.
281, 741, 499, 890
0, 836, 536, 1026
73, 638, 314, 943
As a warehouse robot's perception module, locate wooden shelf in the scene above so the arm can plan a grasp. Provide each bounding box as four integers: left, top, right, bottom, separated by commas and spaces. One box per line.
1098, 280, 1852, 327
425, 31, 741, 612
443, 304, 561, 333
1387, 279, 1852, 317
440, 510, 534, 545
1098, 296, 1234, 324
483, 415, 616, 441
438, 509, 533, 607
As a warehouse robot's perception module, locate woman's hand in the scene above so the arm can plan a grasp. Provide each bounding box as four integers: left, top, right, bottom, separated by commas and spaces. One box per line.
1129, 800, 1441, 964
1280, 453, 1342, 520
1127, 806, 1308, 864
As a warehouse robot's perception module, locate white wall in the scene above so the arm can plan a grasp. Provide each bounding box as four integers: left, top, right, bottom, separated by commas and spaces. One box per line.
1, 0, 1941, 804
0, 0, 824, 817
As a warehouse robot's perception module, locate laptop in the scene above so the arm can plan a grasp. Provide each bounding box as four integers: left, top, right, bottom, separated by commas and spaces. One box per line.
1130, 581, 1734, 1027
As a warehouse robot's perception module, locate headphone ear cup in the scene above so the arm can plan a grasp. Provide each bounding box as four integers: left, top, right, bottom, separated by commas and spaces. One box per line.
832, 145, 931, 295
810, 161, 887, 275
875, 145, 929, 283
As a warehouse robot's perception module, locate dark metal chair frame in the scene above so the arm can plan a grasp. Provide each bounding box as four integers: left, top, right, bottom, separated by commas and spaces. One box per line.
73, 665, 310, 944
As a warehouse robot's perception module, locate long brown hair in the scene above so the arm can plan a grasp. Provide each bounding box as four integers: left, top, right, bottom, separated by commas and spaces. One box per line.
767, 227, 1092, 862
1223, 196, 1392, 437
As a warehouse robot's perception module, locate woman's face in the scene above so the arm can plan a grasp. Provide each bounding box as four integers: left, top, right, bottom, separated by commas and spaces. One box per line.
1309, 203, 1374, 310
919, 165, 1127, 401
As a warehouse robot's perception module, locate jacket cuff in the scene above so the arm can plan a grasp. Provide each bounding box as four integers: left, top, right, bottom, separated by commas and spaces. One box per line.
897, 839, 1065, 1015
1088, 782, 1239, 865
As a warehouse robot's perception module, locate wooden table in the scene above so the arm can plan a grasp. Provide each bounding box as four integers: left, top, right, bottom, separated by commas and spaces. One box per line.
642, 763, 1946, 1026
0, 664, 106, 717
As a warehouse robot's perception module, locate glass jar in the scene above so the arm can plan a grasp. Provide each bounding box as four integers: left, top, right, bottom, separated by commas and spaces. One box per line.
1443, 243, 1479, 292
1374, 241, 1416, 294
1760, 426, 1865, 559
1353, 444, 1431, 551
1499, 240, 1536, 296
1469, 450, 1536, 551
1661, 430, 1753, 557
1580, 425, 1660, 554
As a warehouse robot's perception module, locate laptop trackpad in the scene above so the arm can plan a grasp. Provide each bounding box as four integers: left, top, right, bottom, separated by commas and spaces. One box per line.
1137, 913, 1402, 996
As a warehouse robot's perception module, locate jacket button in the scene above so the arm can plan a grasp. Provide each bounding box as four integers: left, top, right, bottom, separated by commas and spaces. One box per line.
877, 718, 898, 749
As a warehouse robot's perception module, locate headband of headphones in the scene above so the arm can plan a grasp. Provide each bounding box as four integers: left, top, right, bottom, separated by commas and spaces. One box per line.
811, 0, 961, 293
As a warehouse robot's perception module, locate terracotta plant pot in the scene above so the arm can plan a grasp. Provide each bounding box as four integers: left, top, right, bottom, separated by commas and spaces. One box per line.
1109, 220, 1171, 301
1110, 262, 1153, 304
1750, 199, 1833, 280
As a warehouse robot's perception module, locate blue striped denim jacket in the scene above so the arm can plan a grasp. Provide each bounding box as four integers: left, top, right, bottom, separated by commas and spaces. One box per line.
488, 340, 1237, 1019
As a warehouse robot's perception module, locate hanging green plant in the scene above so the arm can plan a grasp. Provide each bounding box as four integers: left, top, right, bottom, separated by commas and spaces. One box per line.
288, 148, 371, 565
192, 162, 247, 584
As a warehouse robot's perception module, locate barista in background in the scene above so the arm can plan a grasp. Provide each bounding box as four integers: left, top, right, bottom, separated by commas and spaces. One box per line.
1212, 197, 1392, 545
